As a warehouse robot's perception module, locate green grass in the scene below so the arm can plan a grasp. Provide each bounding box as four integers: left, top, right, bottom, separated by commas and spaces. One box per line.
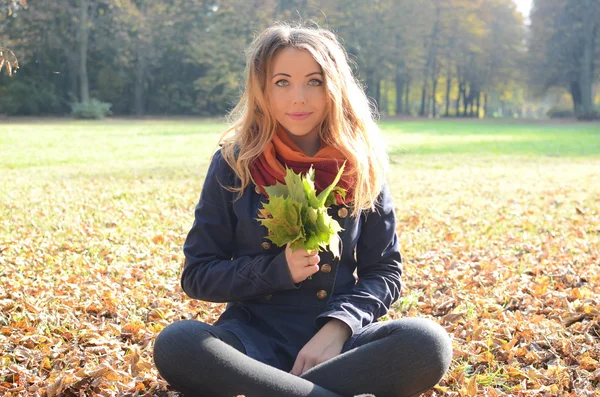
1, 119, 598, 173
0, 120, 224, 170
382, 119, 600, 156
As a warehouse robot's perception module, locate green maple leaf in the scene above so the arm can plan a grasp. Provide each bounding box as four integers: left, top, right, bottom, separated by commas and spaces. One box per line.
257, 195, 305, 247
284, 167, 308, 204
256, 164, 347, 258
263, 180, 288, 198
302, 168, 320, 208
317, 162, 346, 207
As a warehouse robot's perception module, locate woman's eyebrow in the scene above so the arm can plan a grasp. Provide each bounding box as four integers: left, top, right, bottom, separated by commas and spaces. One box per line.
272, 72, 323, 78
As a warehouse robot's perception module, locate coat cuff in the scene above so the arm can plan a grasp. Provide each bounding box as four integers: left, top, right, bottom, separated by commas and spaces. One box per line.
269, 250, 302, 290
315, 306, 368, 337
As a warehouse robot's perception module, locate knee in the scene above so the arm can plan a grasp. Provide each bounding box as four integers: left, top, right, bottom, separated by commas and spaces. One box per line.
153, 320, 210, 376
389, 318, 453, 382
154, 320, 203, 352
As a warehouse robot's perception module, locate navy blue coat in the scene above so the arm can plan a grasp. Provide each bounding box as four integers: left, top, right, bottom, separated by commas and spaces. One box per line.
181, 149, 402, 371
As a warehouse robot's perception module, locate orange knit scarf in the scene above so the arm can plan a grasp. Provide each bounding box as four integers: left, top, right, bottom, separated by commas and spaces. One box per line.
250, 127, 355, 205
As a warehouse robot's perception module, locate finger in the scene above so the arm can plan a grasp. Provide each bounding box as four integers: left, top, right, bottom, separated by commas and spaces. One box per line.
305, 258, 319, 267
303, 264, 319, 278
300, 359, 316, 376
307, 254, 320, 266
290, 356, 304, 376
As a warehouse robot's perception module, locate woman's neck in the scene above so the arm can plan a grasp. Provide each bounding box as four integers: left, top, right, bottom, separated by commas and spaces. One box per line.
284, 130, 321, 157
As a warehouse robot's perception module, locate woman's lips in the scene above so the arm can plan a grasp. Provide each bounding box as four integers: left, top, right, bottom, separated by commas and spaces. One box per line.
287, 112, 312, 121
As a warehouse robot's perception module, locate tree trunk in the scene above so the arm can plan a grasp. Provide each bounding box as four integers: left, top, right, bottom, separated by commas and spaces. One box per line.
483, 92, 488, 118
419, 81, 427, 116
465, 84, 472, 117
65, 52, 78, 104
375, 78, 381, 112
395, 33, 404, 116
78, 0, 89, 103
427, 93, 432, 118
456, 82, 462, 117
134, 38, 145, 116
366, 71, 378, 109
469, 93, 474, 117
380, 80, 387, 115
431, 77, 438, 118
134, 1, 147, 116
430, 52, 440, 118
570, 80, 582, 115
475, 91, 480, 118
466, 98, 470, 117
420, 5, 441, 117
395, 71, 404, 115
404, 76, 411, 115
445, 68, 451, 117
578, 10, 596, 118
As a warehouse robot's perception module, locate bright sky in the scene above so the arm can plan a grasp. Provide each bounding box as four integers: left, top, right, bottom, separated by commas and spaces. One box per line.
514, 0, 533, 17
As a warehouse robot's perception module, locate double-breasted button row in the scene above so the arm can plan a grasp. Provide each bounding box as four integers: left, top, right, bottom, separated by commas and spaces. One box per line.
261, 241, 271, 250
255, 185, 262, 194
320, 263, 332, 273
264, 294, 272, 301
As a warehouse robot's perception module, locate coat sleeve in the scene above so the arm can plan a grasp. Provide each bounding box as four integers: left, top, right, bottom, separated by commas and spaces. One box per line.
180, 149, 300, 302
315, 183, 403, 336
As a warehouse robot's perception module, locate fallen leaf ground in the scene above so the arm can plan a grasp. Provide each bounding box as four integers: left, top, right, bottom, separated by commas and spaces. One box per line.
1, 120, 599, 396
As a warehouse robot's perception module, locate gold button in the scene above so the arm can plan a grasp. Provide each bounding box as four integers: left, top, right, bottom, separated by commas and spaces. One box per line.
321, 264, 332, 273
264, 294, 272, 301
261, 241, 271, 250
316, 290, 328, 300
337, 207, 349, 218
254, 185, 262, 194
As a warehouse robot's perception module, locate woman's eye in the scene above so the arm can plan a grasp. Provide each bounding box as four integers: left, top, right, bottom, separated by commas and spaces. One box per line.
274, 79, 323, 87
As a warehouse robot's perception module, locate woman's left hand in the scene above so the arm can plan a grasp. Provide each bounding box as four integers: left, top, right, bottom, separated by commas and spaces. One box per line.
290, 318, 352, 376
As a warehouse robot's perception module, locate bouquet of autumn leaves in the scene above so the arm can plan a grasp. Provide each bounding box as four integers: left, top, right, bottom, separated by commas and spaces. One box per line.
257, 164, 347, 258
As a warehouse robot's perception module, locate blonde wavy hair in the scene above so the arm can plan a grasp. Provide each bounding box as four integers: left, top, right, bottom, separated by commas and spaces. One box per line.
219, 22, 389, 217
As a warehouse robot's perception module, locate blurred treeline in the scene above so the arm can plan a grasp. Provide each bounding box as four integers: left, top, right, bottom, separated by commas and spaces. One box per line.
0, 0, 599, 119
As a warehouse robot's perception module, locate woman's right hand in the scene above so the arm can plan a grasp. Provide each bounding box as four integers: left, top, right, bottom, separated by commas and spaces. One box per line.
285, 243, 320, 284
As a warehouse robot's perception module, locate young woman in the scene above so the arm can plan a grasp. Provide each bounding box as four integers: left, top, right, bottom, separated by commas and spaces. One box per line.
153, 23, 452, 397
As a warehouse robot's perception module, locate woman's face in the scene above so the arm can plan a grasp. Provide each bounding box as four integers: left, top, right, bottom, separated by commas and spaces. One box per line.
267, 47, 327, 154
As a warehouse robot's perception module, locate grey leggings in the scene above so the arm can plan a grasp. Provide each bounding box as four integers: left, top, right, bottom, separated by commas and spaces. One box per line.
153, 318, 452, 397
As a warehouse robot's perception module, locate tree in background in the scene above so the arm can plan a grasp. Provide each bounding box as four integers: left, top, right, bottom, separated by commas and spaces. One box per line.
529, 0, 600, 119
186, 0, 276, 115
104, 0, 211, 115
0, 0, 596, 119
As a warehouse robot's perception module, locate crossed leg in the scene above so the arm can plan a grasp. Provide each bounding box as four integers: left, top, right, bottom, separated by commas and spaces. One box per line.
153, 318, 452, 397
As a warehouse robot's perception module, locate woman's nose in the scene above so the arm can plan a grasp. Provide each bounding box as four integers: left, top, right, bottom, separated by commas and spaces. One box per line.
292, 88, 306, 104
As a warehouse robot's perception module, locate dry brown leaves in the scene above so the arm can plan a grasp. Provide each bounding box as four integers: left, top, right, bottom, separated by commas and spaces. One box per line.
388, 156, 600, 396
1, 172, 223, 396
1, 155, 599, 396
